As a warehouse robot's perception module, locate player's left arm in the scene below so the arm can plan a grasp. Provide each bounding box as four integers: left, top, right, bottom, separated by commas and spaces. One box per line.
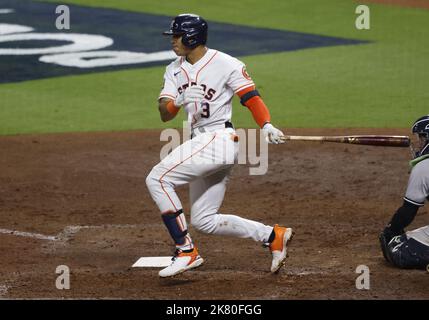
227, 60, 285, 144
236, 86, 270, 128
380, 161, 428, 242
236, 86, 285, 144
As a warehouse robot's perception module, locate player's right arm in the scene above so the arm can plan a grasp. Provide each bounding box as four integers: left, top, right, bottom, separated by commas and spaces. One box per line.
158, 84, 206, 122
158, 64, 180, 122
157, 62, 205, 122
158, 98, 180, 122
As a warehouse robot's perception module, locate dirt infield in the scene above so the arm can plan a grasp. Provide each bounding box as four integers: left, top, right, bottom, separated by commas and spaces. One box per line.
0, 128, 428, 299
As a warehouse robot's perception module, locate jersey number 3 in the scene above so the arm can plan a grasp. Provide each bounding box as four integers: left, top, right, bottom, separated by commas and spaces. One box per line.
201, 102, 210, 118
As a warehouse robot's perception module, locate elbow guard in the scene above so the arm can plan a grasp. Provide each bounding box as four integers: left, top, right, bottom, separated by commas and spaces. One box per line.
240, 90, 260, 106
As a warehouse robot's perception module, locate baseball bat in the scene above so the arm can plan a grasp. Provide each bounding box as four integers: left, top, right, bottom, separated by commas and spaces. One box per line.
283, 135, 410, 147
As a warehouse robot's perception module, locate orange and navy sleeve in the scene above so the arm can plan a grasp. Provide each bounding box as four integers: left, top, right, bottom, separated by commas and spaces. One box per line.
226, 59, 270, 128
237, 85, 271, 129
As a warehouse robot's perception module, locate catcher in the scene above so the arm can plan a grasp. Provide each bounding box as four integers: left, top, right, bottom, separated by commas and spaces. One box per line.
379, 115, 429, 270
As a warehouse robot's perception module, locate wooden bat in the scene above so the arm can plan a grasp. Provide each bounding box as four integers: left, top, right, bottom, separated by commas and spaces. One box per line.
282, 135, 410, 147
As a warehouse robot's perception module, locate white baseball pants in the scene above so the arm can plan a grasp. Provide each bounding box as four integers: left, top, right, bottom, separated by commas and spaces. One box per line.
146, 129, 273, 247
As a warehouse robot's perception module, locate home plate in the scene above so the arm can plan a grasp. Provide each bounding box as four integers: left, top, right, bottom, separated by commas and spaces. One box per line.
132, 256, 172, 268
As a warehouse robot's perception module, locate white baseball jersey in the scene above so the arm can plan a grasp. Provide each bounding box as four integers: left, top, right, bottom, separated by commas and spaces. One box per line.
159, 48, 255, 130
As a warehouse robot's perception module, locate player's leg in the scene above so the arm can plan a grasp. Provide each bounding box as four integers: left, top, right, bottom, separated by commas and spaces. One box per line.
189, 131, 274, 241
146, 160, 193, 252
190, 167, 294, 272
190, 167, 272, 241
146, 133, 219, 248
146, 133, 227, 277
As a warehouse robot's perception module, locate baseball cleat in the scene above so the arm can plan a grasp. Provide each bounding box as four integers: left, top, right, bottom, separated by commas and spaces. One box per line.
158, 247, 204, 278
269, 224, 294, 273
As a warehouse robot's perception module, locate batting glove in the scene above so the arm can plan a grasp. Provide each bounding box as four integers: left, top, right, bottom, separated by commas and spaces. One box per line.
175, 85, 205, 107
262, 123, 286, 144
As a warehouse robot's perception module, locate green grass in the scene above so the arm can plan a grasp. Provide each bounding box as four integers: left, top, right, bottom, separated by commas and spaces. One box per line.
1, 0, 428, 134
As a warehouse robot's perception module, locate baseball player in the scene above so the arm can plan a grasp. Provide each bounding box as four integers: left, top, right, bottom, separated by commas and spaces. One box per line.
379, 115, 429, 270
145, 14, 294, 277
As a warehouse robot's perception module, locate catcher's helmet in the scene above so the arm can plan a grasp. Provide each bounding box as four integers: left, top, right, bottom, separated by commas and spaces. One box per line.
411, 115, 429, 158
163, 14, 208, 48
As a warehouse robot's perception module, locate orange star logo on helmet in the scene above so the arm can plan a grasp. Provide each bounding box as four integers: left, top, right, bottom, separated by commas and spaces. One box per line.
242, 66, 252, 80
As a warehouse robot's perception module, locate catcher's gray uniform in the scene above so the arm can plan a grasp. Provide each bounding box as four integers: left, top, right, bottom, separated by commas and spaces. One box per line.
404, 157, 429, 208
386, 158, 429, 269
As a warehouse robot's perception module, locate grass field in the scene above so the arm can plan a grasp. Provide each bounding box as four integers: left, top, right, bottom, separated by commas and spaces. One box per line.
0, 0, 428, 134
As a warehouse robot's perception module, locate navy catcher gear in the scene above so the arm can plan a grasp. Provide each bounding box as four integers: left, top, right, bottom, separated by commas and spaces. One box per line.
387, 234, 429, 269
411, 115, 429, 158
163, 14, 208, 48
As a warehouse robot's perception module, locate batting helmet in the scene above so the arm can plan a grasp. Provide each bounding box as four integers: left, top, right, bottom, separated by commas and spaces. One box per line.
411, 115, 429, 158
163, 14, 208, 48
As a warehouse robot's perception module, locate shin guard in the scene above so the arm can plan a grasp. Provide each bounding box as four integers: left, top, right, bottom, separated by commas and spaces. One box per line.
161, 209, 192, 248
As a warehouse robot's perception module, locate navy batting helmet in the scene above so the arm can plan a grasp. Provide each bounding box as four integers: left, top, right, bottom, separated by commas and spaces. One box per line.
411, 115, 429, 158
163, 14, 208, 48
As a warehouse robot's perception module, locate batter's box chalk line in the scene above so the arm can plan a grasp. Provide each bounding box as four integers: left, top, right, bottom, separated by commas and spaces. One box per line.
0, 228, 57, 241
0, 224, 143, 243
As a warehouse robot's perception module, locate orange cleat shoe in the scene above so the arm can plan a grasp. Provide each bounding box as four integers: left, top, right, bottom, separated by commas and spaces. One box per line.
269, 224, 294, 273
159, 247, 204, 278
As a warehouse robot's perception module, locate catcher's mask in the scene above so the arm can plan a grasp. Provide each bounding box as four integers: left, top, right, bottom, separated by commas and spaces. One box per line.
163, 14, 208, 49
411, 115, 429, 159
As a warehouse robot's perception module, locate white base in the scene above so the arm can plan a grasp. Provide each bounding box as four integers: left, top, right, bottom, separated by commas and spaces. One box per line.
132, 256, 173, 268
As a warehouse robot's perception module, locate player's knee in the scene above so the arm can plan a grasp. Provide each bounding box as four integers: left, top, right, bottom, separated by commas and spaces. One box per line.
145, 169, 161, 193
191, 214, 218, 234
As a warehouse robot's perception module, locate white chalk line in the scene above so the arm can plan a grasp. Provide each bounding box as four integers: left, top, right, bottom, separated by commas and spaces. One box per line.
0, 224, 148, 242
0, 228, 56, 241
56, 224, 141, 242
